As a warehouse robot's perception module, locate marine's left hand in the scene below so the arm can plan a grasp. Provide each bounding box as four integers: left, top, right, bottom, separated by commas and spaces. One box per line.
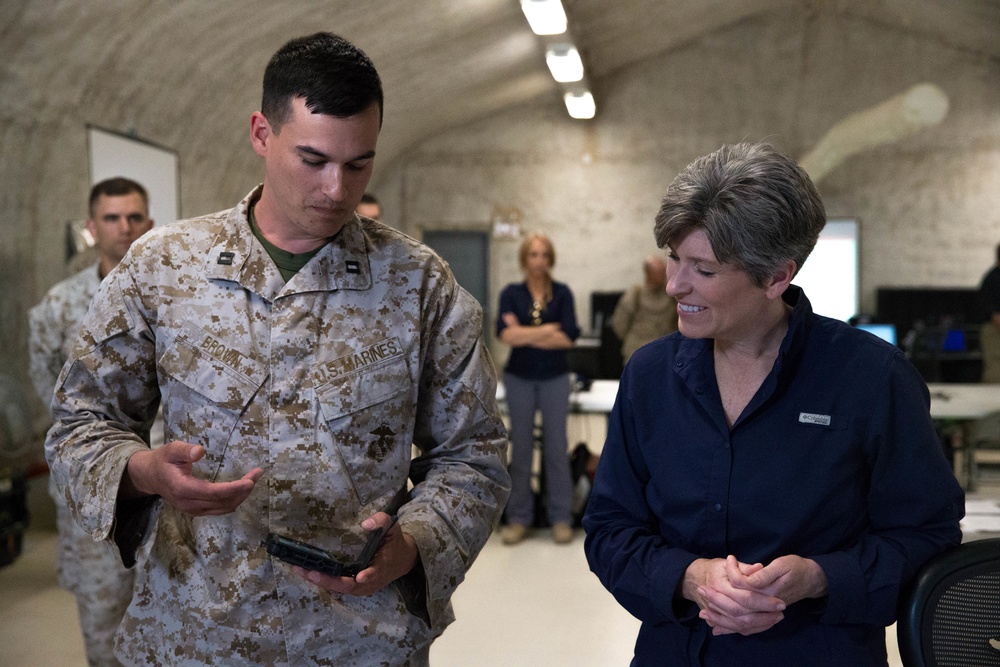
291, 512, 420, 597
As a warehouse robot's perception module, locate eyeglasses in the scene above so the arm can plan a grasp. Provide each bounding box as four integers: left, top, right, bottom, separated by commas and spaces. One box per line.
531, 300, 544, 325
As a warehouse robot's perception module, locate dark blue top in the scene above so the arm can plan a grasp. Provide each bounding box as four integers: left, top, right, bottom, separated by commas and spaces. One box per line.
497, 281, 580, 380
583, 286, 964, 667
980, 265, 1000, 320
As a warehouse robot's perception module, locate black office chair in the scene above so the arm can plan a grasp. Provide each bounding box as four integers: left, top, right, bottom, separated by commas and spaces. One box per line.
897, 537, 1000, 666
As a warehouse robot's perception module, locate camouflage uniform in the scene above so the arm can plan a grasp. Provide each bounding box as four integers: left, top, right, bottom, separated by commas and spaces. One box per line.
29, 264, 133, 667
46, 186, 511, 667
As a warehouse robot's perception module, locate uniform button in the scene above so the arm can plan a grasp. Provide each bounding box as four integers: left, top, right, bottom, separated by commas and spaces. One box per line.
675, 361, 683, 367
714, 503, 722, 512
696, 388, 704, 395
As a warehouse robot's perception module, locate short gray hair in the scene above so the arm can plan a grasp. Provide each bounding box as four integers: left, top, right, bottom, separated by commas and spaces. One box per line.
653, 142, 826, 287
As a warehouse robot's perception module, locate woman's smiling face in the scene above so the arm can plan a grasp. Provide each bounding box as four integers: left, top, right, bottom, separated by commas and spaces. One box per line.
665, 229, 773, 343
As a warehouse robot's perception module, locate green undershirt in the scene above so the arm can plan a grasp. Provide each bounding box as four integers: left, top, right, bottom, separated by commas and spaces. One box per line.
248, 204, 326, 282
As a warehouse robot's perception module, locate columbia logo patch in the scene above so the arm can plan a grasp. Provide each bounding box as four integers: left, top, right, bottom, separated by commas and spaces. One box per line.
799, 412, 832, 426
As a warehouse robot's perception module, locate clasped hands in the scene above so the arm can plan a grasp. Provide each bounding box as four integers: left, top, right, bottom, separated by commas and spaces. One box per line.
123, 441, 419, 596
683, 554, 828, 636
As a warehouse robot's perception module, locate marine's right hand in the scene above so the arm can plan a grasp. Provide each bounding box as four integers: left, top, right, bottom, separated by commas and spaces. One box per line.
121, 441, 264, 516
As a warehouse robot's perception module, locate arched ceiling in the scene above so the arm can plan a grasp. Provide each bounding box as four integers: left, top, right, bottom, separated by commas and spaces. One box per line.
2, 0, 998, 188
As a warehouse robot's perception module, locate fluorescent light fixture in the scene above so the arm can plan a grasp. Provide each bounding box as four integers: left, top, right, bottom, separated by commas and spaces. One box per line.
520, 0, 567, 35
545, 44, 584, 83
564, 90, 595, 119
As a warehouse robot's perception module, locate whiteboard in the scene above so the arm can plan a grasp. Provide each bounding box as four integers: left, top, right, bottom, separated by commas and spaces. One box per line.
87, 126, 179, 226
794, 219, 859, 322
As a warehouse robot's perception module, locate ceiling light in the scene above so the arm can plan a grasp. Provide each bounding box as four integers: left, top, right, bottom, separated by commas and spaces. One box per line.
545, 44, 584, 83
564, 90, 595, 120
520, 0, 567, 35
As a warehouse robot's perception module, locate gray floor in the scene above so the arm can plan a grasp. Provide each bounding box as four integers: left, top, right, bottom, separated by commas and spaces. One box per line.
3, 476, 997, 666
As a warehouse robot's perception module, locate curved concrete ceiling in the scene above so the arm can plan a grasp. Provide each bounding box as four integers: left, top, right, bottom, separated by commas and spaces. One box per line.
2, 0, 998, 186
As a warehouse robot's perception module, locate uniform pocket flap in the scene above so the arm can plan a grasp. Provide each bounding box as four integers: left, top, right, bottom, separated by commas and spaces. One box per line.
158, 321, 266, 408
316, 356, 410, 421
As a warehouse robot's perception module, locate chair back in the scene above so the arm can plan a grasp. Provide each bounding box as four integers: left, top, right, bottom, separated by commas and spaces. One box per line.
897, 537, 1000, 666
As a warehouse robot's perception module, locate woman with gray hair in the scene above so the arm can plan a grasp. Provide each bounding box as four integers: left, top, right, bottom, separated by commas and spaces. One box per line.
583, 142, 963, 665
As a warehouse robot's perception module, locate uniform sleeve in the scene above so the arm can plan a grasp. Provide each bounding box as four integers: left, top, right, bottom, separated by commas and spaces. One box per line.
43, 263, 161, 564
812, 353, 964, 626
558, 285, 581, 341
27, 297, 65, 408
582, 376, 701, 625
403, 274, 512, 629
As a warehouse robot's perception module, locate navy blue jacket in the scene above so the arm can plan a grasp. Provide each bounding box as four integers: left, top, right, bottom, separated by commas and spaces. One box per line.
497, 281, 580, 380
583, 286, 964, 667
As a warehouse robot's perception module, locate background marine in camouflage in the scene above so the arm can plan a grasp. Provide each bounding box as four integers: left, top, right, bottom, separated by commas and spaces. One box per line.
29, 176, 154, 667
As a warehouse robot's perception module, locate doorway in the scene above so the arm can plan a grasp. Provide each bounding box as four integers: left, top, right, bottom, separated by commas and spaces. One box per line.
423, 230, 491, 337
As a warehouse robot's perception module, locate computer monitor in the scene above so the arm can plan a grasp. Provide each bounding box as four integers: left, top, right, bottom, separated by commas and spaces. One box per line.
856, 323, 897, 346
941, 329, 967, 352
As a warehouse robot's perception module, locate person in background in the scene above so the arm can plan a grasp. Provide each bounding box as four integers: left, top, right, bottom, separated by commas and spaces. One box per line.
497, 233, 580, 545
584, 142, 963, 666
45, 32, 510, 666
978, 242, 1000, 383
611, 255, 678, 364
29, 176, 154, 667
356, 192, 382, 220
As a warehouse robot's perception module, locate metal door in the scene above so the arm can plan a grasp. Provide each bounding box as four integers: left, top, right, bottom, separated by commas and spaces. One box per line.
423, 230, 490, 335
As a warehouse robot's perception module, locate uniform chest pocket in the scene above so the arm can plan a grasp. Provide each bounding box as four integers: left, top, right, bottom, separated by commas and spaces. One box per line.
316, 356, 413, 507
157, 322, 267, 476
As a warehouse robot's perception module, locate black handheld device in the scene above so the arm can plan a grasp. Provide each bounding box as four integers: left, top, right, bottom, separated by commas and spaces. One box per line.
264, 515, 398, 578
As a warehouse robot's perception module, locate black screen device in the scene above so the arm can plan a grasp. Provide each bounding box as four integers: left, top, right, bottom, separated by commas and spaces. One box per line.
264, 515, 397, 578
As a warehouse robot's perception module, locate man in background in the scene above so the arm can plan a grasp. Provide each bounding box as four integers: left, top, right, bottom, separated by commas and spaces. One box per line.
356, 191, 382, 220
611, 255, 678, 364
29, 176, 153, 667
979, 242, 1000, 383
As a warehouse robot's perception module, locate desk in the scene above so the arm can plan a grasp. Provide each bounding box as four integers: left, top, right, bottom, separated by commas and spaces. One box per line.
561, 381, 1000, 420
494, 379, 619, 414
569, 379, 619, 413
927, 383, 1000, 491
498, 381, 1000, 475
927, 383, 1000, 421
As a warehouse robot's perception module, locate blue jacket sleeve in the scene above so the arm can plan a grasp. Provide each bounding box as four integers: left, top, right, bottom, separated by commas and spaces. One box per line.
583, 379, 700, 624
812, 354, 964, 626
556, 284, 581, 341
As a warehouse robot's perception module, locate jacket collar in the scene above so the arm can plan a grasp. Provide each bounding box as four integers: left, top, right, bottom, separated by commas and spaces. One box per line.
673, 284, 814, 429
205, 185, 372, 302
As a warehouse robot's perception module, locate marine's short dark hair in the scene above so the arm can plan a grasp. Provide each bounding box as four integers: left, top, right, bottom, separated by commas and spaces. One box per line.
261, 32, 383, 133
88, 177, 149, 218
654, 142, 826, 287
